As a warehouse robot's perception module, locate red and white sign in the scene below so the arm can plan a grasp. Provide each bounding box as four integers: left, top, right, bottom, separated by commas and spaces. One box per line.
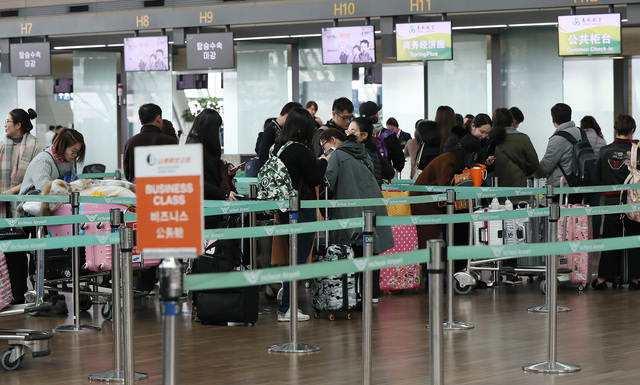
134, 144, 203, 256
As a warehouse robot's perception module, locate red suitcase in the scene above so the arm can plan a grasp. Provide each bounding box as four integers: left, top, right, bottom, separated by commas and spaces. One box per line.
379, 225, 421, 294
557, 204, 592, 290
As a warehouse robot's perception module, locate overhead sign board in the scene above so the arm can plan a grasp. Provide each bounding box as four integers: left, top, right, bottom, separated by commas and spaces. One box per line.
135, 144, 203, 256
10, 42, 51, 76
558, 13, 621, 56
396, 21, 452, 61
186, 32, 234, 70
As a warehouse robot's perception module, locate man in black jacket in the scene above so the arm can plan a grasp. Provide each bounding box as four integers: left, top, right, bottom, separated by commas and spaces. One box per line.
123, 103, 178, 182
592, 114, 640, 290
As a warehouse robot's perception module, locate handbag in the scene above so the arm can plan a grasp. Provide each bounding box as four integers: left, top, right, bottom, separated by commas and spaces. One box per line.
438, 172, 475, 211
622, 143, 640, 221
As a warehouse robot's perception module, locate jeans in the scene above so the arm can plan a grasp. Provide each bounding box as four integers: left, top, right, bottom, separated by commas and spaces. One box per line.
278, 207, 316, 314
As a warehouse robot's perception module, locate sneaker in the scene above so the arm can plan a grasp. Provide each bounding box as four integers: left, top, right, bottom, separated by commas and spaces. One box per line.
50, 299, 68, 315
371, 298, 378, 304
505, 274, 523, 285
629, 281, 640, 291
277, 308, 310, 322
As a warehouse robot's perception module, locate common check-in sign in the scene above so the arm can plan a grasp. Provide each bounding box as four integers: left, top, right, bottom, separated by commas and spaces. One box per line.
134, 144, 203, 256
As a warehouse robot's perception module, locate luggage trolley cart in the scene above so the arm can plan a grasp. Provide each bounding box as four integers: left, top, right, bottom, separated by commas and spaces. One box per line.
452, 180, 572, 294
0, 228, 53, 371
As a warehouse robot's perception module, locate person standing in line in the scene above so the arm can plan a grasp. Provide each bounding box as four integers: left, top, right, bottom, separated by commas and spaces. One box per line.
123, 103, 179, 182
592, 114, 640, 290
386, 117, 412, 150
274, 107, 328, 322
311, 97, 354, 157
256, 102, 302, 170
359, 101, 405, 173
509, 106, 525, 129
580, 115, 608, 237
305, 101, 323, 128
1, 108, 43, 304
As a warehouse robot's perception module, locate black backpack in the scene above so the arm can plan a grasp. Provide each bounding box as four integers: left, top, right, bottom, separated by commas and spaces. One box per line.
552, 129, 598, 187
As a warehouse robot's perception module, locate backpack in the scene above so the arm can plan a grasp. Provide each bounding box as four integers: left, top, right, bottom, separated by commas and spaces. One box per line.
552, 129, 597, 187
375, 129, 393, 160
623, 143, 640, 222
257, 141, 297, 211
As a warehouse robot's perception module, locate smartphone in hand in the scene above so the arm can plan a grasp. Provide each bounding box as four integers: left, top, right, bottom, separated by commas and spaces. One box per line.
229, 161, 247, 173
323, 147, 336, 156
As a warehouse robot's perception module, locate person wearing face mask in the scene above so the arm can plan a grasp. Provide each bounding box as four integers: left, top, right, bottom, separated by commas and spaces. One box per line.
345, 117, 394, 187
0, 108, 43, 304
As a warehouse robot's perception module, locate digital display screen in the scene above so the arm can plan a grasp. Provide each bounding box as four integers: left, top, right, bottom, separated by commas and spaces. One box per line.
10, 42, 51, 77
186, 32, 234, 70
558, 14, 621, 56
396, 22, 452, 61
321, 25, 375, 65
124, 36, 169, 72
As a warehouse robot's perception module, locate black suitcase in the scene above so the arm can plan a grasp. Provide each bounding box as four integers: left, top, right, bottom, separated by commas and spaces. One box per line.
191, 240, 258, 325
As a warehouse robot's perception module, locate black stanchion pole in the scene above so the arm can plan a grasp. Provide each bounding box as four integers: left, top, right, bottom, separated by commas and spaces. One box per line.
160, 256, 182, 385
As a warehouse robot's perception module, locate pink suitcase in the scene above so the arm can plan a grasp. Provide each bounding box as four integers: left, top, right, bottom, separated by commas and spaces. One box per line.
557, 204, 592, 290
379, 225, 421, 294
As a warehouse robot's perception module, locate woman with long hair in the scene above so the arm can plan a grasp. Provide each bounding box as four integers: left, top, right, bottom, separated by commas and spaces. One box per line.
411, 134, 481, 252
435, 105, 457, 153
1, 108, 43, 304
186, 108, 240, 228
273, 107, 328, 322
580, 115, 607, 157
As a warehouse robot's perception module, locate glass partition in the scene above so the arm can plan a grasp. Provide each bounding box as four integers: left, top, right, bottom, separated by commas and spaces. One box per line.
501, 27, 563, 157
563, 57, 614, 143
427, 32, 488, 119
234, 42, 288, 154
73, 51, 118, 172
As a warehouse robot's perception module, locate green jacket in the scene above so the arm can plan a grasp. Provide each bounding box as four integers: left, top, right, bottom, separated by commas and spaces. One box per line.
325, 140, 394, 254
489, 127, 539, 188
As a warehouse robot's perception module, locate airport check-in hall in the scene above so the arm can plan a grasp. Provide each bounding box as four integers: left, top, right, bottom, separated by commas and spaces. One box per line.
2, 0, 640, 384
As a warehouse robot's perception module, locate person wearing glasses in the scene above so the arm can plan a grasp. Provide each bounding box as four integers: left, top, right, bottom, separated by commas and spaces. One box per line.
0, 108, 43, 304
311, 97, 354, 157
345, 117, 394, 187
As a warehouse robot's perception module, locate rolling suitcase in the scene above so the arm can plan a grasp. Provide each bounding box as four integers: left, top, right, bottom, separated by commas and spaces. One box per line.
473, 198, 507, 246
0, 252, 13, 309
557, 204, 592, 290
379, 190, 421, 294
312, 244, 359, 320
191, 240, 259, 325
379, 225, 421, 294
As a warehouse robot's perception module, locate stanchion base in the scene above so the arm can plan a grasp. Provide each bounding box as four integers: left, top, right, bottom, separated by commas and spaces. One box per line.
426, 321, 474, 330
53, 324, 101, 333
267, 342, 320, 353
88, 370, 149, 382
527, 304, 571, 313
522, 361, 581, 373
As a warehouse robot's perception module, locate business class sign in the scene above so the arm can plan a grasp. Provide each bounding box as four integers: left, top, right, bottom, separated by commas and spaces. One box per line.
558, 13, 621, 56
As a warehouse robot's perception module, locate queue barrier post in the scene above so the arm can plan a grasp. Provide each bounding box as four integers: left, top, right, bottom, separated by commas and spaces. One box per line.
115, 170, 122, 180
528, 185, 571, 314
428, 239, 445, 385
362, 210, 375, 385
523, 202, 581, 374
53, 192, 101, 333
89, 210, 147, 382
268, 195, 320, 354
439, 189, 473, 330
249, 184, 258, 270
160, 256, 183, 385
